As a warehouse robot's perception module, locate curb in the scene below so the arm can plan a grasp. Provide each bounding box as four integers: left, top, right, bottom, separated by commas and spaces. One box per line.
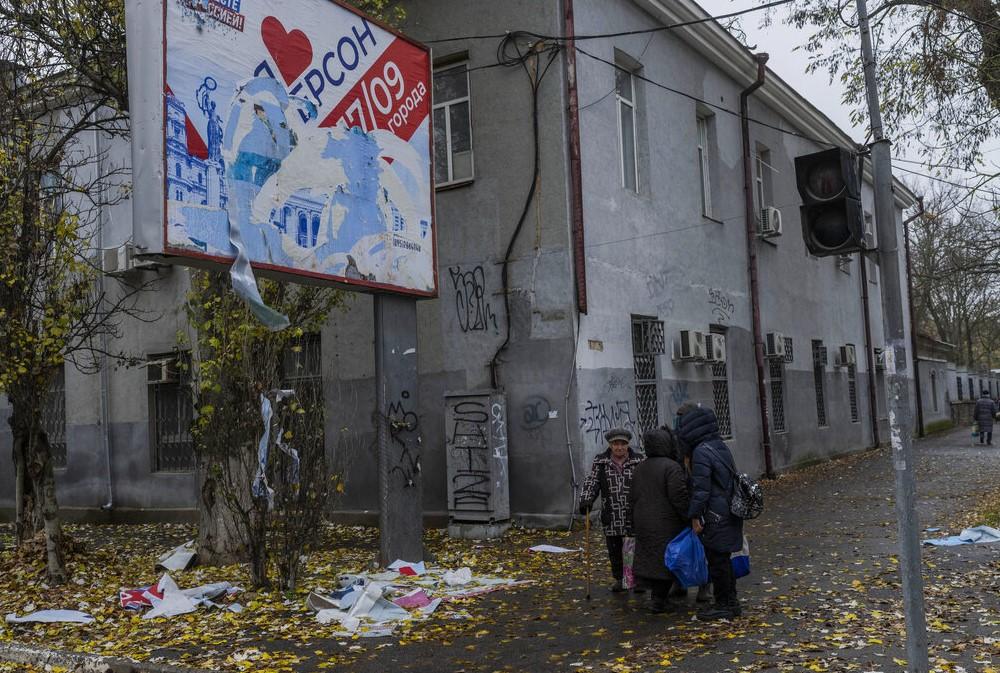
0, 643, 216, 673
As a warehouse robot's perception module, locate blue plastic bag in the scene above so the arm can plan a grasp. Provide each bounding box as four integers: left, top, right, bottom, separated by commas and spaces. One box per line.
664, 527, 709, 588
731, 535, 750, 579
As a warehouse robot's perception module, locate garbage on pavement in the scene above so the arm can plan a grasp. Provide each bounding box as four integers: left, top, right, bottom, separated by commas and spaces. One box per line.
5, 610, 95, 624
305, 560, 531, 637
922, 525, 1000, 547
155, 540, 197, 572
117, 573, 241, 619
528, 544, 580, 553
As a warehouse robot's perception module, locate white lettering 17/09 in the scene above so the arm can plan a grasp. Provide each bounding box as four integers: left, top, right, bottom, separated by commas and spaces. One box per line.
339, 61, 426, 134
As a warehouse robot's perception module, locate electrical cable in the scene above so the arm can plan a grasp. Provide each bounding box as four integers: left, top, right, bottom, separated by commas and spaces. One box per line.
489, 34, 561, 390
426, 0, 797, 45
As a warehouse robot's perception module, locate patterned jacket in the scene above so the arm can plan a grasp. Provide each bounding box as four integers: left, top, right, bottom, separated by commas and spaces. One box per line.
580, 448, 644, 537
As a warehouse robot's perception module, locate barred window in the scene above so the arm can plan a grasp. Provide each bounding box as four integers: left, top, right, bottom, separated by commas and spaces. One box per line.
957, 376, 964, 401
969, 377, 974, 398
282, 333, 324, 400
149, 352, 194, 472
931, 371, 938, 412
847, 360, 859, 423
711, 327, 732, 439
41, 364, 67, 468
632, 317, 663, 436
812, 340, 828, 427
769, 359, 786, 433
783, 336, 794, 364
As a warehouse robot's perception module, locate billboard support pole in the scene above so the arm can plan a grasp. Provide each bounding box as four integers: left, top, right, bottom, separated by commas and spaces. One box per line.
375, 294, 424, 565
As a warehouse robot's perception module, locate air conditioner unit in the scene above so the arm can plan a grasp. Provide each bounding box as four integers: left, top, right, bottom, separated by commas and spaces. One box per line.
835, 345, 857, 368
673, 330, 706, 361
147, 358, 180, 385
704, 333, 727, 364
760, 206, 783, 237
764, 332, 786, 359
102, 243, 160, 275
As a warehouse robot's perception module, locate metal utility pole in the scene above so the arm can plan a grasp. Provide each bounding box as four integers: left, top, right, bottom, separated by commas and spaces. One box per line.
855, 0, 929, 670
375, 294, 424, 565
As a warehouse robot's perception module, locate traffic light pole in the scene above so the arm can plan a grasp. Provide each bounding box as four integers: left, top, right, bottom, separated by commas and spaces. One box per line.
855, 0, 929, 670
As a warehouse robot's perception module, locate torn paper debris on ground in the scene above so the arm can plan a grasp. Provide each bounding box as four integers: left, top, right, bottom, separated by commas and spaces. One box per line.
923, 525, 1000, 547
6, 610, 95, 624
155, 540, 197, 572
442, 567, 472, 586
388, 559, 427, 576
528, 544, 581, 553
141, 574, 240, 619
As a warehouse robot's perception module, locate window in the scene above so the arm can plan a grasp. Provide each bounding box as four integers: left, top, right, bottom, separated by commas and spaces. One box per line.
149, 353, 194, 472
697, 115, 713, 216
175, 163, 181, 179
433, 64, 473, 187
958, 376, 964, 401
969, 377, 974, 398
847, 358, 859, 423
812, 340, 828, 427
617, 66, 639, 192
175, 189, 183, 202
282, 333, 325, 444
712, 327, 733, 438
632, 316, 665, 436
41, 364, 67, 468
769, 359, 786, 433
754, 146, 772, 213
931, 371, 938, 412
298, 212, 308, 247
783, 336, 794, 364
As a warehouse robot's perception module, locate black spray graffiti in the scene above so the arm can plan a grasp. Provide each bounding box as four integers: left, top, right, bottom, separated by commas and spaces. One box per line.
668, 381, 690, 416
387, 390, 420, 488
521, 395, 552, 431
579, 399, 636, 446
448, 265, 498, 333
448, 399, 492, 512
708, 288, 735, 323
606, 375, 629, 393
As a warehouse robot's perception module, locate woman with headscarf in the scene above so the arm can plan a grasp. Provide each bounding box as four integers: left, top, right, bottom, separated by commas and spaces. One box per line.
629, 428, 690, 612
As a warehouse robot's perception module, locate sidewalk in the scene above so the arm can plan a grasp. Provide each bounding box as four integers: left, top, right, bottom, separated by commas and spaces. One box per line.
2, 428, 999, 672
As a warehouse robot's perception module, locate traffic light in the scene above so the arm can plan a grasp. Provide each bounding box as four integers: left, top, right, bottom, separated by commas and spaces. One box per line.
794, 147, 866, 256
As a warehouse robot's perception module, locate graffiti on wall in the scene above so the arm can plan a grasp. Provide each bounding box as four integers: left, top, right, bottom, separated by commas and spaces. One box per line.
491, 401, 508, 479
668, 381, 690, 416
579, 399, 636, 446
708, 288, 735, 323
447, 399, 492, 512
448, 265, 498, 333
387, 390, 420, 488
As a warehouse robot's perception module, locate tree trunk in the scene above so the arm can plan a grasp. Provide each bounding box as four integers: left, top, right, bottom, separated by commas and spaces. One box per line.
10, 397, 66, 583
196, 452, 249, 566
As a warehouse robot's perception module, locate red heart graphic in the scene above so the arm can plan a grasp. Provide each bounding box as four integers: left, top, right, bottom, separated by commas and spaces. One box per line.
261, 16, 313, 86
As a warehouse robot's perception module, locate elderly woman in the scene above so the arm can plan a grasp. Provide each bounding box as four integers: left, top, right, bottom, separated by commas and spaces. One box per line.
629, 428, 690, 612
579, 428, 644, 592
976, 390, 997, 445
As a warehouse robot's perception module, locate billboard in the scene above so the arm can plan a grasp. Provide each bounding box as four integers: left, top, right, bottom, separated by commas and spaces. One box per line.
133, 0, 436, 296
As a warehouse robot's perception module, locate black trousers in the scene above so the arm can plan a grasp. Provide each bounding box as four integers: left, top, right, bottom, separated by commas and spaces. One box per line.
644, 577, 673, 603
705, 547, 737, 608
605, 535, 624, 581
981, 431, 993, 444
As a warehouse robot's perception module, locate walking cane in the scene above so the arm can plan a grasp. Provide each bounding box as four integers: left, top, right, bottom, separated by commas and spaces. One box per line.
584, 510, 592, 601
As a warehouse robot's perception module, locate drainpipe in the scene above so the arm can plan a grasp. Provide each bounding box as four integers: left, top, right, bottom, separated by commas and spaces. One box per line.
859, 242, 880, 448
740, 53, 774, 479
564, 0, 588, 315
96, 127, 114, 511
903, 198, 926, 436
562, 0, 585, 529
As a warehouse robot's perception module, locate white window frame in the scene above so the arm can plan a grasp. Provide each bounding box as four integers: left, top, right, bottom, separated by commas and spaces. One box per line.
754, 148, 771, 211
616, 69, 639, 192
697, 116, 712, 216
433, 64, 474, 188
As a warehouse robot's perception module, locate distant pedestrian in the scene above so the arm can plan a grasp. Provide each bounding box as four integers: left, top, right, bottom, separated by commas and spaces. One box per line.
579, 428, 643, 593
677, 405, 744, 621
629, 428, 689, 613
975, 390, 997, 445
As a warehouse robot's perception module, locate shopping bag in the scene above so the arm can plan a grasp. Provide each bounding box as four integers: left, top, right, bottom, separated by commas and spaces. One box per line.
731, 535, 750, 579
622, 537, 635, 590
664, 527, 709, 588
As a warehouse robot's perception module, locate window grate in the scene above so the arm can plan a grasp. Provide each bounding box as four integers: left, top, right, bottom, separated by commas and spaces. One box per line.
631, 317, 660, 436
957, 376, 964, 401
712, 360, 733, 439
769, 360, 786, 433
812, 340, 828, 427
783, 336, 794, 364
41, 365, 67, 467
848, 362, 859, 422
151, 353, 194, 472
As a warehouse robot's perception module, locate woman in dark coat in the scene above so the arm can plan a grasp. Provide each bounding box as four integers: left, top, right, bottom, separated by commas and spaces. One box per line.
629, 428, 689, 612
975, 390, 997, 445
677, 405, 744, 621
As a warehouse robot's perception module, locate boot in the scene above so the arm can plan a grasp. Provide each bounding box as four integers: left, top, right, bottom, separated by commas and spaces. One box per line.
610, 580, 626, 593
669, 582, 687, 598
696, 604, 736, 621
696, 583, 713, 603
649, 597, 675, 614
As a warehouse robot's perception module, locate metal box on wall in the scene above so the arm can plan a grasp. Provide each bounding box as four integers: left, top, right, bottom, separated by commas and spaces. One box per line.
444, 391, 510, 523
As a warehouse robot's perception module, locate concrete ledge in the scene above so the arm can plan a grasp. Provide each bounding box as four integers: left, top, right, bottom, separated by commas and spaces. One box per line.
0, 642, 213, 673
0, 508, 199, 525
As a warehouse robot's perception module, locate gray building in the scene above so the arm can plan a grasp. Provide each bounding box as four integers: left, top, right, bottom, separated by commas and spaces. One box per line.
1, 0, 919, 526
